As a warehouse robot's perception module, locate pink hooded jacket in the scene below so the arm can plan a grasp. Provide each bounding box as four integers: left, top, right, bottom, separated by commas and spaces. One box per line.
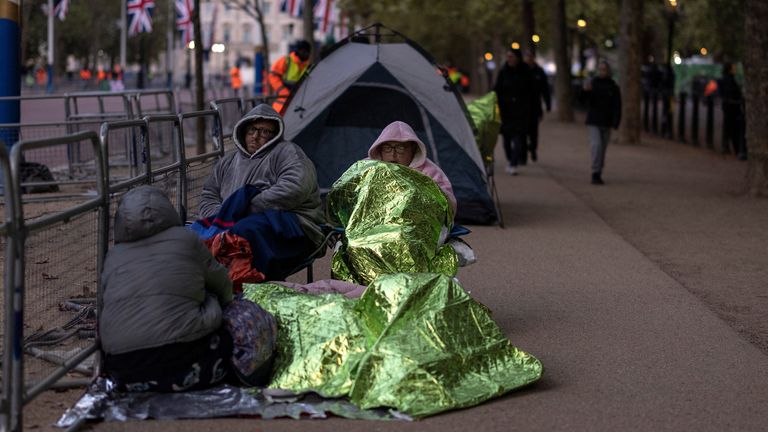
368, 121, 457, 213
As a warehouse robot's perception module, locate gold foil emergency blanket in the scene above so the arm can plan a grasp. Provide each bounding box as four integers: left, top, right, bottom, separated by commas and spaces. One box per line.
243, 273, 543, 418
327, 160, 458, 285
466, 91, 502, 164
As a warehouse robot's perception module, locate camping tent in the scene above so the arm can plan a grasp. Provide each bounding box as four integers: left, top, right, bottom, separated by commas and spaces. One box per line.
282, 25, 497, 225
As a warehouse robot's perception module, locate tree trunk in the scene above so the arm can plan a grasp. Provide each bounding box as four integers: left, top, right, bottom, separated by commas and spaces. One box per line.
743, 0, 768, 196
303, 0, 315, 62
522, 0, 535, 54
552, 0, 573, 122
254, 3, 270, 95
193, 0, 206, 154
618, 0, 643, 146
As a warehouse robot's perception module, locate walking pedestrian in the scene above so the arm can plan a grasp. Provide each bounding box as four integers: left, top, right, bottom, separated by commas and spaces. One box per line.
523, 49, 552, 163
493, 48, 536, 176
581, 60, 622, 185
719, 62, 747, 160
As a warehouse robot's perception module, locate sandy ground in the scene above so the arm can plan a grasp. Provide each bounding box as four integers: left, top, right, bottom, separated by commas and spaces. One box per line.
18, 113, 768, 431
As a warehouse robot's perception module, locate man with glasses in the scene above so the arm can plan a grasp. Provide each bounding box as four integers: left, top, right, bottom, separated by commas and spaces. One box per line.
198, 104, 325, 281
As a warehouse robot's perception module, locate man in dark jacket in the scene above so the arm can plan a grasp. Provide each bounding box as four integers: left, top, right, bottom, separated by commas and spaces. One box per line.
494, 48, 537, 176
719, 62, 747, 160
582, 60, 622, 185
523, 49, 551, 163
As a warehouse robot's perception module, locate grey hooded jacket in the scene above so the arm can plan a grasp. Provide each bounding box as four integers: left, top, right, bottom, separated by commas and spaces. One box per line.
100, 186, 233, 355
199, 104, 325, 245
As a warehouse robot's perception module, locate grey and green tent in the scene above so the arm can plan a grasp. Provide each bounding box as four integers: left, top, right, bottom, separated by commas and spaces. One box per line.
282, 24, 497, 225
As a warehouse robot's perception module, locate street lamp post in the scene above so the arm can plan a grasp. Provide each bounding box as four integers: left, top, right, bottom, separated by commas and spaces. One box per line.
662, 0, 679, 139
186, 41, 194, 89
665, 0, 678, 67
577, 15, 588, 79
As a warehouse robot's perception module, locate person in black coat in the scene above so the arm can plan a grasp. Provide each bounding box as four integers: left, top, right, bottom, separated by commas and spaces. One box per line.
493, 48, 537, 176
523, 49, 552, 164
719, 62, 747, 160
582, 60, 622, 185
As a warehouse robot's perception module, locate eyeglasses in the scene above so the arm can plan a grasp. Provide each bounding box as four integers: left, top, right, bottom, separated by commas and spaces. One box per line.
245, 126, 277, 138
380, 143, 412, 154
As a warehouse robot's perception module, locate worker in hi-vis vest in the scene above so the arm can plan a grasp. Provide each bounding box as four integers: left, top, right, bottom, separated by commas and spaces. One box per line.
268, 40, 311, 114
230, 65, 242, 96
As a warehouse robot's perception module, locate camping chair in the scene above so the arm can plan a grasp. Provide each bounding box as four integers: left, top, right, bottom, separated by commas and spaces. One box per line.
283, 224, 344, 283
466, 92, 505, 228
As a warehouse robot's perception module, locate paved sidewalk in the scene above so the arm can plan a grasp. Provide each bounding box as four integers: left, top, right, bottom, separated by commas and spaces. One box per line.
30, 115, 768, 431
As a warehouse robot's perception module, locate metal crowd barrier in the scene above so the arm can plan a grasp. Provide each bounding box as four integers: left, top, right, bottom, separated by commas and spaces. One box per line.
178, 110, 224, 222
1, 142, 21, 431
0, 106, 224, 431
642, 90, 736, 154
2, 131, 107, 432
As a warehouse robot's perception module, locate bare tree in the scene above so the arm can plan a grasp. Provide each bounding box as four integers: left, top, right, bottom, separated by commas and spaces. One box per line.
521, 0, 536, 53
618, 0, 643, 146
743, 0, 768, 196
303, 0, 316, 61
552, 0, 573, 122
222, 0, 271, 83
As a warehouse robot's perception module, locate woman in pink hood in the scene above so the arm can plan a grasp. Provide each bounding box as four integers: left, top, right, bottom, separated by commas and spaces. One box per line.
368, 121, 457, 213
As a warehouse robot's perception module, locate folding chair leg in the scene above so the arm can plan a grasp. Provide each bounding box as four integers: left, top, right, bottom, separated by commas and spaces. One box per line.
489, 175, 505, 228
306, 263, 314, 283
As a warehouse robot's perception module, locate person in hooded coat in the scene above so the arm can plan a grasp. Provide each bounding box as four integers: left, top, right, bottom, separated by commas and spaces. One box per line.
493, 48, 537, 176
199, 104, 325, 280
100, 186, 235, 392
582, 60, 622, 185
367, 121, 457, 214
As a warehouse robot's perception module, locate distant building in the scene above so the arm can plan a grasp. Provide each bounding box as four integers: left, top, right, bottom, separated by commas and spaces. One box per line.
174, 0, 347, 90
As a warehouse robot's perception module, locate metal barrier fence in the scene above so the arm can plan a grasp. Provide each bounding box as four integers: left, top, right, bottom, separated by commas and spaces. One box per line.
0, 108, 224, 431
1, 131, 106, 432
642, 90, 744, 155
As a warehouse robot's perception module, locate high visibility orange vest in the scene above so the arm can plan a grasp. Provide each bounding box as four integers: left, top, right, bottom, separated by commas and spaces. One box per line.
268, 52, 309, 113
230, 67, 242, 89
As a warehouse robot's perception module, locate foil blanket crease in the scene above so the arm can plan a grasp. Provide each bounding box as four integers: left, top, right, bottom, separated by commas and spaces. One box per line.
243, 273, 543, 418
327, 160, 458, 285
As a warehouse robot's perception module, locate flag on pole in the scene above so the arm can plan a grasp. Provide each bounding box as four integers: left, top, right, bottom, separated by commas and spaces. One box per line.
127, 0, 155, 37
175, 0, 194, 45
313, 0, 337, 34
280, 0, 303, 18
206, 2, 219, 49
337, 11, 348, 39
53, 0, 70, 21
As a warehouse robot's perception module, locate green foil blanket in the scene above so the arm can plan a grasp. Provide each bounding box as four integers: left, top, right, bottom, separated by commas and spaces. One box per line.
327, 160, 457, 285
243, 273, 543, 418
466, 92, 502, 164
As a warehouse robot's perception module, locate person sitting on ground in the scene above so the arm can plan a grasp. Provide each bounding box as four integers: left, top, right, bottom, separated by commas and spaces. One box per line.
367, 121, 457, 213
100, 186, 235, 392
198, 103, 325, 281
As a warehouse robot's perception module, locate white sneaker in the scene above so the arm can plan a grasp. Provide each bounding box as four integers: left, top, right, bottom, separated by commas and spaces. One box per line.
505, 165, 518, 176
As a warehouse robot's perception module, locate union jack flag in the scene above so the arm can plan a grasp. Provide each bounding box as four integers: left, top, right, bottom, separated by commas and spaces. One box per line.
175, 0, 194, 45
53, 0, 70, 21
127, 0, 155, 37
280, 0, 304, 18
313, 0, 337, 34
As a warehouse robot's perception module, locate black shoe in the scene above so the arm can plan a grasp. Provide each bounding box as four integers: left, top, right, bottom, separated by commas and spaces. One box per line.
531, 150, 537, 162
591, 172, 604, 185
